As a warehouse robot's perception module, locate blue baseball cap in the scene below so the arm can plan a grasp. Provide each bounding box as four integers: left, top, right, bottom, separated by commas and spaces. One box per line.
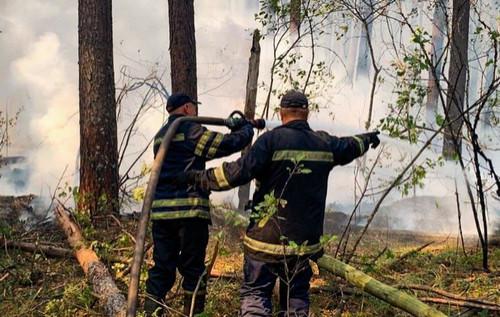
167, 93, 201, 111
280, 90, 308, 109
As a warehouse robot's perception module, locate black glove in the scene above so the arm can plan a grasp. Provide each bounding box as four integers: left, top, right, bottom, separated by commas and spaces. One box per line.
364, 131, 380, 149
171, 170, 201, 187
172, 170, 211, 192
249, 119, 266, 130
226, 117, 251, 131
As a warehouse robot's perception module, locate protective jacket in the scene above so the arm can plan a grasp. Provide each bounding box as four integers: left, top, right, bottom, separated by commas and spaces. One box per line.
200, 120, 371, 262
152, 114, 254, 221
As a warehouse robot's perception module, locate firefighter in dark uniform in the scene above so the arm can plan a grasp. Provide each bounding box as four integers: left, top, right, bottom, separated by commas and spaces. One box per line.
181, 90, 380, 316
144, 93, 256, 316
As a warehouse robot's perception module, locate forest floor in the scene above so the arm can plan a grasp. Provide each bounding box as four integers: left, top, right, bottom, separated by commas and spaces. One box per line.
0, 201, 499, 317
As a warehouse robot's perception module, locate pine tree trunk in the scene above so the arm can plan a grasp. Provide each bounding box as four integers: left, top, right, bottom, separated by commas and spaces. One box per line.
168, 0, 197, 100
290, 0, 301, 34
442, 0, 470, 159
238, 30, 261, 211
426, 0, 448, 125
78, 0, 119, 221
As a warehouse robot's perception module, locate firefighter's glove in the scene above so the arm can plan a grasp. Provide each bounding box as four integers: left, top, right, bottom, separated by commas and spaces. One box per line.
173, 171, 210, 192
365, 131, 381, 149
226, 117, 251, 131
249, 119, 266, 130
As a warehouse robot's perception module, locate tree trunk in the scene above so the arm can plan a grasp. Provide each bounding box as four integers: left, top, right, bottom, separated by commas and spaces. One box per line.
426, 0, 448, 125
168, 0, 197, 100
290, 0, 301, 34
355, 3, 373, 81
317, 256, 447, 317
238, 30, 261, 212
55, 205, 126, 317
442, 0, 470, 159
78, 0, 119, 221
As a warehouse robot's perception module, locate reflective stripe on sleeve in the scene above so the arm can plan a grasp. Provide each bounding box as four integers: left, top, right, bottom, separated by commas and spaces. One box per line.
243, 235, 322, 256
152, 197, 209, 208
272, 150, 334, 162
207, 133, 224, 158
353, 136, 365, 153
154, 133, 184, 146
194, 131, 213, 156
213, 166, 230, 188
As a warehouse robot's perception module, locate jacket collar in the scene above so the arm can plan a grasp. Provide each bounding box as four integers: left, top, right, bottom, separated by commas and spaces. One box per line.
168, 113, 185, 122
278, 119, 311, 130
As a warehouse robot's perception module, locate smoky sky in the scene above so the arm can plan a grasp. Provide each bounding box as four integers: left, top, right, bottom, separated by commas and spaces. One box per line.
1, 0, 498, 234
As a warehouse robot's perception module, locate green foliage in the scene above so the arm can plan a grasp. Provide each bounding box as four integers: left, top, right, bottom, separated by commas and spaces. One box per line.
397, 157, 444, 196
255, 0, 338, 115
319, 233, 337, 247
44, 282, 96, 317
252, 190, 288, 228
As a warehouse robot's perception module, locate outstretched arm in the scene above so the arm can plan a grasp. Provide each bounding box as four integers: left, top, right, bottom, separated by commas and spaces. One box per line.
330, 131, 380, 166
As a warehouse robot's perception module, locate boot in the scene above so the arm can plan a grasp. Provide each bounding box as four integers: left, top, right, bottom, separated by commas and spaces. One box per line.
183, 293, 206, 316
144, 296, 165, 317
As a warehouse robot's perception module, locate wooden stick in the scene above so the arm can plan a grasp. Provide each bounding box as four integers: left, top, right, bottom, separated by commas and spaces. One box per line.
0, 239, 73, 258
388, 241, 434, 269
419, 297, 500, 311
55, 204, 126, 317
401, 284, 499, 308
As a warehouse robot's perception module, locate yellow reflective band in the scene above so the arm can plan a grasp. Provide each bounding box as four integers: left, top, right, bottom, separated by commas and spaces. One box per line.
172, 133, 185, 142
207, 133, 224, 158
152, 197, 209, 208
243, 235, 322, 256
353, 136, 365, 153
213, 166, 230, 188
272, 150, 334, 162
195, 131, 213, 156
154, 133, 184, 146
151, 209, 210, 220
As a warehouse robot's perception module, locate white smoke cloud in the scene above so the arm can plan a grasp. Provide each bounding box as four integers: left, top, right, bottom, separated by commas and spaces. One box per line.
0, 1, 497, 235
9, 32, 78, 195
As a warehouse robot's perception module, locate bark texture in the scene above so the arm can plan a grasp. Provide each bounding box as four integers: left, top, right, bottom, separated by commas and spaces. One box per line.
168, 0, 197, 99
55, 205, 126, 317
78, 0, 119, 219
238, 30, 261, 211
442, 0, 470, 159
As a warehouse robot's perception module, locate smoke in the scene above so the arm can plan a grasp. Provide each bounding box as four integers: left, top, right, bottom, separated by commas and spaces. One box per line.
0, 1, 498, 235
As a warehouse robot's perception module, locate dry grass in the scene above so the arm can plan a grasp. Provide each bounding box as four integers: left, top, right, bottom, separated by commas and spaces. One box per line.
1, 212, 499, 316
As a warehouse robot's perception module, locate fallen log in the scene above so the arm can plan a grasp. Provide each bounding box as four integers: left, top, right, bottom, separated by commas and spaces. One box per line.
0, 239, 73, 257
55, 205, 126, 317
317, 255, 447, 317
0, 238, 130, 264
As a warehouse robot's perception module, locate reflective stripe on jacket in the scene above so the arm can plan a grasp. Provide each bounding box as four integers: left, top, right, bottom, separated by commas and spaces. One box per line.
151, 114, 254, 221
203, 120, 370, 262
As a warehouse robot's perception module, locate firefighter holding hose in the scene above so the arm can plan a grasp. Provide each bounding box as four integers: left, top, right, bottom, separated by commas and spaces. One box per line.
179, 90, 380, 316
144, 93, 259, 316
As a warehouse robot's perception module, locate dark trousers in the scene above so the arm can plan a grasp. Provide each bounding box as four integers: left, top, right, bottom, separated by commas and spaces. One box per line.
240, 255, 313, 317
145, 218, 209, 300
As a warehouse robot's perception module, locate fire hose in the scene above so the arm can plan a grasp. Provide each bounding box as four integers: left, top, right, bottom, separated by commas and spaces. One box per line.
126, 111, 264, 317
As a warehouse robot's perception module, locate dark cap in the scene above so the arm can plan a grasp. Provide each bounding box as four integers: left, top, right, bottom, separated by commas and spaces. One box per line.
280, 90, 308, 109
167, 93, 201, 111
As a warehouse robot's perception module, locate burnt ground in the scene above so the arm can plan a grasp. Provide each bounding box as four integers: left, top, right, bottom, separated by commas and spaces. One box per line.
0, 200, 499, 316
